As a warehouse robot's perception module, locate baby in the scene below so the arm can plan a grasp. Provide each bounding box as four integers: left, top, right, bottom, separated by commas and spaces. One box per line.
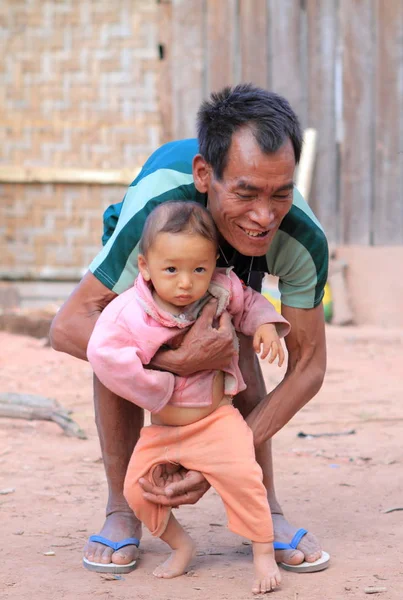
87, 201, 291, 594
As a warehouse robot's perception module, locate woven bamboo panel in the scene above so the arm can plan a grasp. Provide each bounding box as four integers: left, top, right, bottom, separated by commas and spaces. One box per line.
0, 0, 161, 170
0, 182, 127, 277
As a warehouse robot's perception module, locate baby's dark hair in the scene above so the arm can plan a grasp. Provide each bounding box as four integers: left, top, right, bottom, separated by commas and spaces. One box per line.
139, 201, 218, 255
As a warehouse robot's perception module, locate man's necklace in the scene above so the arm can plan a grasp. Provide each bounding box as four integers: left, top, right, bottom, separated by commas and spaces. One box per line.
218, 244, 254, 285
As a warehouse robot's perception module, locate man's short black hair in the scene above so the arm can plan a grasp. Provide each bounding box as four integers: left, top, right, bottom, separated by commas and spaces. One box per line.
197, 83, 302, 179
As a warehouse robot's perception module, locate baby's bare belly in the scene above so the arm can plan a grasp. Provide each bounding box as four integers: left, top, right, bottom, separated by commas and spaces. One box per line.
151, 371, 231, 427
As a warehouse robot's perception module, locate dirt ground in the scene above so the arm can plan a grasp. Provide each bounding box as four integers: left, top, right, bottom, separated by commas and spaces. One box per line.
1, 326, 403, 600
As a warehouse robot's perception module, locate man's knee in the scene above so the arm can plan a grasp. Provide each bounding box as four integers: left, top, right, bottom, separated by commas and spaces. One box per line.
235, 333, 266, 416
49, 312, 66, 352
237, 333, 262, 373
93, 376, 144, 437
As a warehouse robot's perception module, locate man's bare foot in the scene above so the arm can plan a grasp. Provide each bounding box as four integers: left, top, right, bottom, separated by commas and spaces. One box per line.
271, 513, 322, 565
83, 510, 141, 566
153, 514, 196, 579
252, 541, 281, 594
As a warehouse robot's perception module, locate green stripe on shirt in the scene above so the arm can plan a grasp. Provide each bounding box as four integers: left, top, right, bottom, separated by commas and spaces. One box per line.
267, 188, 328, 308
91, 169, 206, 293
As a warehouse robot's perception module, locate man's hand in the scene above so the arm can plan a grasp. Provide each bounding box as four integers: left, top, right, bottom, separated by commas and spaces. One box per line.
151, 299, 237, 377
139, 463, 210, 507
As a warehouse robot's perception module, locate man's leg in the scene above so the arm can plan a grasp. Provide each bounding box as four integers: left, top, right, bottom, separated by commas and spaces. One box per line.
234, 334, 322, 565
83, 375, 142, 567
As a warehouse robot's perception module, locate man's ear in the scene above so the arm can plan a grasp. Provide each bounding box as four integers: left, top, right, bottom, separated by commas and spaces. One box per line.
192, 154, 212, 193
138, 254, 151, 281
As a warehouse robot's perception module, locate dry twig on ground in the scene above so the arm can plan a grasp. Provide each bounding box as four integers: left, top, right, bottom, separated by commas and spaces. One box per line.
0, 392, 86, 439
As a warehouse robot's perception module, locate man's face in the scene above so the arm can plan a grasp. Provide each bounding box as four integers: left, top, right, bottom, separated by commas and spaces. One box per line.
195, 128, 296, 257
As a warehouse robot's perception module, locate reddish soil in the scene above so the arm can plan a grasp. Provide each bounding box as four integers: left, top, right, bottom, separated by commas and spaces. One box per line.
1, 327, 402, 600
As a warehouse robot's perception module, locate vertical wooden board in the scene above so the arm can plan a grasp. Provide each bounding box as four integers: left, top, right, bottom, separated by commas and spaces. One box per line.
306, 0, 338, 243
157, 0, 173, 143
206, 0, 238, 93
239, 0, 269, 88
339, 0, 373, 245
171, 0, 205, 139
267, 0, 306, 124
373, 0, 403, 245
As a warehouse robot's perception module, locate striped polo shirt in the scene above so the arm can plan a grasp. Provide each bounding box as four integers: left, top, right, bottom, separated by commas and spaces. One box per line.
89, 138, 328, 309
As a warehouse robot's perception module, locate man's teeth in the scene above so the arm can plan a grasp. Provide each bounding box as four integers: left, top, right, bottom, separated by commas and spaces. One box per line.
243, 228, 267, 237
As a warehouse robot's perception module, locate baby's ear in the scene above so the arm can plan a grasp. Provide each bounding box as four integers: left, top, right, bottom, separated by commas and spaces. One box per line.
138, 254, 151, 281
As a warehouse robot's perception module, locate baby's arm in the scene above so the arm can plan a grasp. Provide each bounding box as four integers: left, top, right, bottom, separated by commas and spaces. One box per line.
253, 323, 285, 367
87, 319, 175, 413
226, 270, 291, 339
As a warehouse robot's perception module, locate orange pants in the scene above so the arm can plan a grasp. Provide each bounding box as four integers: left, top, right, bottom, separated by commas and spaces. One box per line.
123, 405, 273, 543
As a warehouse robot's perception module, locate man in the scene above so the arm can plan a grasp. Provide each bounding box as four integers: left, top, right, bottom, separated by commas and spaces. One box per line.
50, 84, 328, 574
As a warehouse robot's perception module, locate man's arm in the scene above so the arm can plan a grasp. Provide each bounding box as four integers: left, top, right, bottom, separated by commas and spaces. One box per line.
49, 271, 117, 360
150, 300, 237, 376
246, 303, 326, 448
51, 273, 237, 376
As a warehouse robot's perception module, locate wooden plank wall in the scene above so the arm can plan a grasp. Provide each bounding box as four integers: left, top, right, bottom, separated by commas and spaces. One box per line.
159, 0, 403, 245
373, 0, 403, 245
340, 0, 373, 245
306, 0, 338, 241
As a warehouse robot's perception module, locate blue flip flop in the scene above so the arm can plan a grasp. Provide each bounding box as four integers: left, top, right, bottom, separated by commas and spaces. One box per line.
83, 535, 140, 574
274, 528, 330, 573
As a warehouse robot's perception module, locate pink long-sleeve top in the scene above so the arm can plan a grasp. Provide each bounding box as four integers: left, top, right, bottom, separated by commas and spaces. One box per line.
87, 268, 290, 413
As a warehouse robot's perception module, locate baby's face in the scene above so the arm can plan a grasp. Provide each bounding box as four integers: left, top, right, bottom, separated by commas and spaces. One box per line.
139, 231, 217, 313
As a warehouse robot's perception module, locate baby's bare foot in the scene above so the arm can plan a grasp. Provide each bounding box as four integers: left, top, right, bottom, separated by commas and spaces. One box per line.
154, 514, 196, 579
252, 541, 282, 594
153, 534, 195, 579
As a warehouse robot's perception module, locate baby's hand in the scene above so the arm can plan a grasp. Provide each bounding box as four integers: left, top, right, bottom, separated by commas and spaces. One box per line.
253, 324, 285, 367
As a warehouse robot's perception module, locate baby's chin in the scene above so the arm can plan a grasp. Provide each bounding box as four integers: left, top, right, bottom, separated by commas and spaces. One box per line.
171, 296, 205, 311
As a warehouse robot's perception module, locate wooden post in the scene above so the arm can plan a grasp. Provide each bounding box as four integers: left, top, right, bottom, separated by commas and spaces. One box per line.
296, 128, 317, 203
